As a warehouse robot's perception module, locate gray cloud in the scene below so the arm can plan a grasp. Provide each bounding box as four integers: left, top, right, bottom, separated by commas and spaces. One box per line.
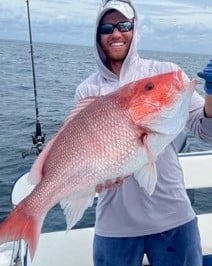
0, 0, 211, 54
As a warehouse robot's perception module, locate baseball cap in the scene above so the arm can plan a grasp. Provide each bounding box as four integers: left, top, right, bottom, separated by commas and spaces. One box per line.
100, 0, 135, 20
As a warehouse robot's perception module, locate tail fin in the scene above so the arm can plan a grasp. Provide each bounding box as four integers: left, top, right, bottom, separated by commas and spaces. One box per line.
0, 202, 44, 260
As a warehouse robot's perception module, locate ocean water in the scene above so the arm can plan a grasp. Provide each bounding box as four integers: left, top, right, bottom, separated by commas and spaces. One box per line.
0, 39, 212, 233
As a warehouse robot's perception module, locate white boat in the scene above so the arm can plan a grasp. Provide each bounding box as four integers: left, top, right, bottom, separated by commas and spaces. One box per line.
0, 150, 212, 266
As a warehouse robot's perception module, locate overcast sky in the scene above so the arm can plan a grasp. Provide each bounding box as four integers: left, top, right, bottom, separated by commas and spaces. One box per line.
0, 0, 212, 55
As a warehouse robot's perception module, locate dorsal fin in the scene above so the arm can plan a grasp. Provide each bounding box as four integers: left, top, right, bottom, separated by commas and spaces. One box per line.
27, 134, 58, 185
64, 96, 99, 125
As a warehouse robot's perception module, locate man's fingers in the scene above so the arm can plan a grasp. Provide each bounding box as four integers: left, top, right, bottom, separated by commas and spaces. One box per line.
114, 177, 124, 186
105, 180, 114, 191
96, 184, 103, 193
95, 177, 124, 193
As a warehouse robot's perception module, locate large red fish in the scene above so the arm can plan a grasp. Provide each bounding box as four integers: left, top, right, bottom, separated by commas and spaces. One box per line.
0, 70, 196, 259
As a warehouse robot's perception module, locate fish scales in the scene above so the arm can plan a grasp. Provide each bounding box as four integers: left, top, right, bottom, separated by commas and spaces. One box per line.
0, 70, 197, 259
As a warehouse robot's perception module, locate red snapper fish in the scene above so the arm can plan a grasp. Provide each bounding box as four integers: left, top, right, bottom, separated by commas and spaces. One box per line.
0, 70, 196, 259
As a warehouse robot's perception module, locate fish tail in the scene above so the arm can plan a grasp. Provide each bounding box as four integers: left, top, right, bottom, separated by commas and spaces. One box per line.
0, 202, 44, 260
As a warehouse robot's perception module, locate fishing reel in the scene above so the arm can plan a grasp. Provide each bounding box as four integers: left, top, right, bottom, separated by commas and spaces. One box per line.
22, 122, 45, 158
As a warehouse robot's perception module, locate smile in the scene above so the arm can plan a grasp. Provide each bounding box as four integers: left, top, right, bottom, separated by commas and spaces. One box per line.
110, 42, 126, 47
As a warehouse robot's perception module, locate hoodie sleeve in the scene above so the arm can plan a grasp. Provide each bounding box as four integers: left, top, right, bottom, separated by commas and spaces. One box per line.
186, 91, 212, 142
74, 84, 86, 104
74, 73, 100, 104
177, 65, 212, 143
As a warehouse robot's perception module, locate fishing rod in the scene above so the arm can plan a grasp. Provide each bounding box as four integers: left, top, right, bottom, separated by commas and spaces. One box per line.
22, 0, 45, 158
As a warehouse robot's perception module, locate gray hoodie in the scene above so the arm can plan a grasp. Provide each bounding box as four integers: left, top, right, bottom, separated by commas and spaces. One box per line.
75, 0, 212, 237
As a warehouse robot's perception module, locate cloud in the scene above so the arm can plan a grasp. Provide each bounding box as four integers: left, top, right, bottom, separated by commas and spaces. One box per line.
136, 0, 212, 54
0, 0, 212, 54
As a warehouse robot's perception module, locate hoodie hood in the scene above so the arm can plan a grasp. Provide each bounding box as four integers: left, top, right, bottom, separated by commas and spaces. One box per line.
94, 0, 141, 84
98, 0, 135, 21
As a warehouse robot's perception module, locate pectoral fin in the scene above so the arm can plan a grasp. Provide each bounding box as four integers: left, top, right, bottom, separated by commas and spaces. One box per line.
134, 163, 157, 195
134, 131, 158, 195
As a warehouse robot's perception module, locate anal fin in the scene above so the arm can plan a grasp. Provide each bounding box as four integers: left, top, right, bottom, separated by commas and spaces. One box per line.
60, 194, 95, 230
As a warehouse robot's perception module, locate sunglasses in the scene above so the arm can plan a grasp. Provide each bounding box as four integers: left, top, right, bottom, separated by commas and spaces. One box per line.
99, 21, 134, 35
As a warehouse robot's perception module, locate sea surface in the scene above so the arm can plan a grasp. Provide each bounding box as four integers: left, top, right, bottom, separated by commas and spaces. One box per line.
0, 39, 212, 233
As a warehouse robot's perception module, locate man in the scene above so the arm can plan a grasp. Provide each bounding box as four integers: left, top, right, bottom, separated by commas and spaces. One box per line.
75, 1, 212, 265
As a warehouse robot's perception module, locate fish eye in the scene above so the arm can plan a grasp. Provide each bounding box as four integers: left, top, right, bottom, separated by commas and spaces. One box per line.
145, 82, 154, 91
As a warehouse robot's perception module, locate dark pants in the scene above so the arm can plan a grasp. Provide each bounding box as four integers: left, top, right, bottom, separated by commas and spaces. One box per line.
93, 218, 203, 266
203, 255, 212, 266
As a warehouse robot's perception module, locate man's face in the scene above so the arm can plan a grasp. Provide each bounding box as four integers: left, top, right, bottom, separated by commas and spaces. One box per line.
99, 11, 133, 63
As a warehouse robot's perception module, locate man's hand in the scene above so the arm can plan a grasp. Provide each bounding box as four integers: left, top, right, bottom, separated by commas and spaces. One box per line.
198, 60, 212, 95
95, 177, 124, 193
